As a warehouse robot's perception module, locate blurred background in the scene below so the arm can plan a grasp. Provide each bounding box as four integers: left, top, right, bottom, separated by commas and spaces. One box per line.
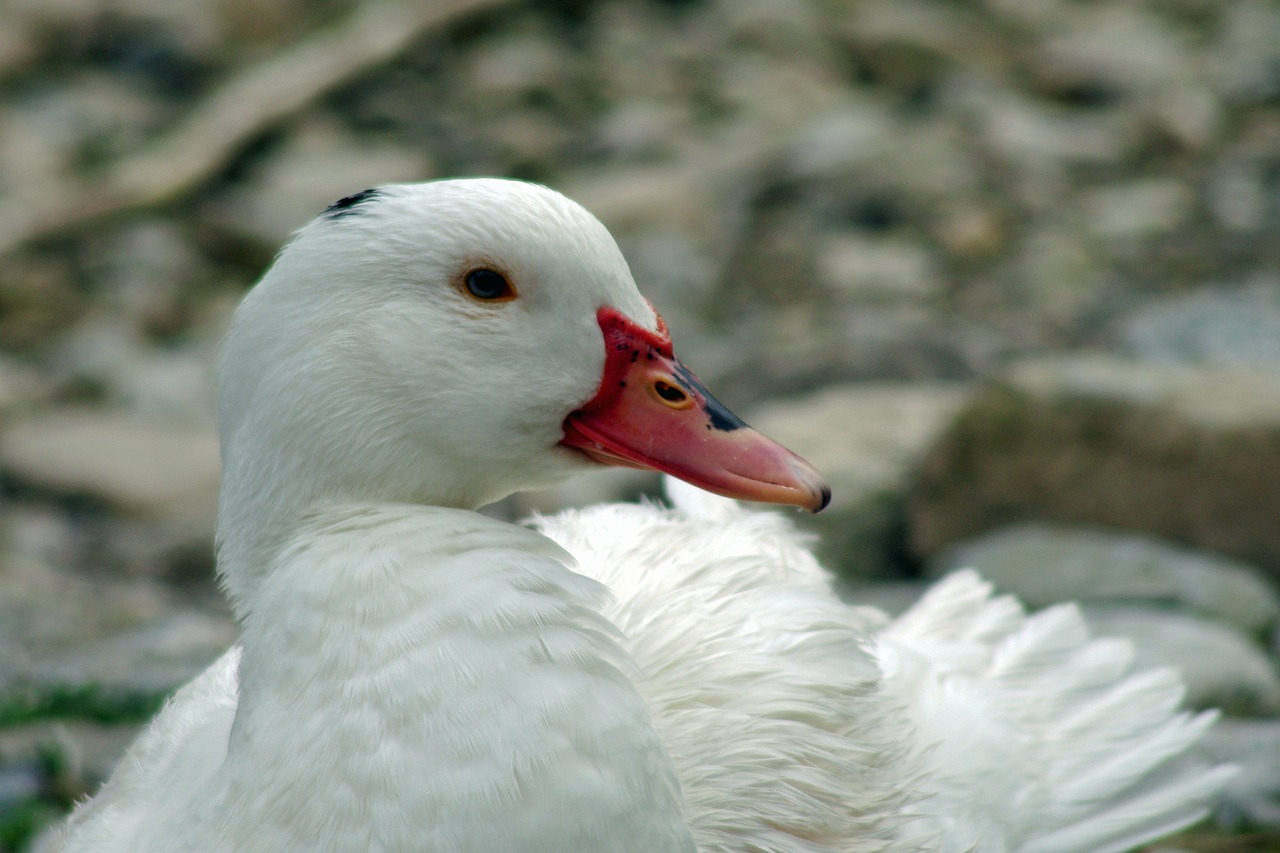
1, 0, 1279, 848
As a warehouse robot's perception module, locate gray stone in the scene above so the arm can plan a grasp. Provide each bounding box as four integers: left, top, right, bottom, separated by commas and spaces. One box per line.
597, 101, 694, 160
815, 234, 944, 302
0, 407, 220, 519
1015, 224, 1106, 325
1079, 178, 1194, 240
750, 383, 972, 578
932, 205, 1008, 263
909, 357, 1280, 579
1, 551, 165, 667
101, 0, 224, 55
722, 0, 827, 55
784, 99, 898, 180
1208, 158, 1267, 232
1119, 280, 1280, 370
52, 312, 223, 419
0, 545, 233, 708
34, 609, 235, 698
0, 721, 145, 797
882, 117, 986, 206
932, 524, 1280, 635
841, 0, 998, 77
969, 86, 1137, 170
1082, 607, 1280, 716
465, 27, 572, 103
1210, 1, 1280, 102
92, 220, 206, 328
0, 357, 48, 416
204, 118, 430, 245
717, 52, 849, 132
1036, 5, 1194, 93
561, 159, 720, 242
1149, 83, 1223, 151
982, 0, 1071, 33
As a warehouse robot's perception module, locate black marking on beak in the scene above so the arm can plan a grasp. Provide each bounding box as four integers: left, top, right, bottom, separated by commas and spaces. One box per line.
672, 362, 746, 432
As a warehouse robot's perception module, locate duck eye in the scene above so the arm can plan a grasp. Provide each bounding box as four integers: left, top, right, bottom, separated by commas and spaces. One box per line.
463, 268, 515, 301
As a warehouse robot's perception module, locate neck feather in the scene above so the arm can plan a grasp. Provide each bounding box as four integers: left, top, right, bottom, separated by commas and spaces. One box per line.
219, 503, 694, 852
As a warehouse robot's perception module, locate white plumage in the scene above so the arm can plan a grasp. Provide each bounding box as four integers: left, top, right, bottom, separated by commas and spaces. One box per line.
537, 484, 1233, 852
45, 179, 1231, 852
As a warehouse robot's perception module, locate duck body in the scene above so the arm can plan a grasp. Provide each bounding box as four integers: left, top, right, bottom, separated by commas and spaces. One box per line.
540, 486, 1236, 852
45, 178, 1231, 852
54, 493, 1230, 853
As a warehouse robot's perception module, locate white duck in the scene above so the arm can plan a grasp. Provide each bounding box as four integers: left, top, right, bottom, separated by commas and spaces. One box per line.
46, 179, 1232, 853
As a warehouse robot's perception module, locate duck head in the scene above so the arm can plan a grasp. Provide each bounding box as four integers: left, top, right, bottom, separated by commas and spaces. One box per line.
215, 179, 827, 607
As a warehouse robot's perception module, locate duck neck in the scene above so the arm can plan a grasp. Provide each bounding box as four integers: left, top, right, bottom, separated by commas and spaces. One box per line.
221, 503, 694, 852
213, 440, 481, 622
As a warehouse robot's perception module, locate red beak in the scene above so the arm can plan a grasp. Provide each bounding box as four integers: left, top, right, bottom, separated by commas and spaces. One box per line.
560, 307, 831, 513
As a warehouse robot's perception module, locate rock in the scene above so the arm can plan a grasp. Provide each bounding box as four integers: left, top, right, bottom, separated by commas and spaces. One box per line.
0, 721, 144, 799
203, 118, 430, 245
585, 1, 705, 106
561, 157, 721, 240
0, 406, 219, 519
750, 382, 972, 578
0, 546, 233, 712
1015, 224, 1106, 326
51, 312, 222, 418
784, 99, 898, 180
1036, 5, 1193, 93
1, 550, 164, 668
89, 220, 207, 332
932, 206, 1007, 262
932, 524, 1280, 635
967, 86, 1137, 172
815, 234, 943, 302
0, 251, 85, 353
1029, 0, 1228, 149
1119, 280, 1280, 370
597, 100, 694, 160
1195, 717, 1280, 829
1211, 1, 1280, 102
721, 0, 828, 56
0, 762, 41, 814
34, 609, 235, 699
1082, 607, 1280, 716
1149, 83, 1224, 151
0, 105, 74, 199
464, 26, 572, 104
0, 357, 49, 416
1208, 156, 1267, 231
1079, 178, 1195, 240
908, 357, 1280, 578
880, 116, 986, 206
840, 0, 1003, 91
718, 51, 849, 133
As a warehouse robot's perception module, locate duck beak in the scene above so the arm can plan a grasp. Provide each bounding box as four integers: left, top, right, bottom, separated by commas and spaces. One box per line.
561, 307, 831, 513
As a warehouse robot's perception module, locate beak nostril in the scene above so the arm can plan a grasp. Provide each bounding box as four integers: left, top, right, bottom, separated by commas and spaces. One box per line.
654, 381, 685, 402
652, 379, 692, 408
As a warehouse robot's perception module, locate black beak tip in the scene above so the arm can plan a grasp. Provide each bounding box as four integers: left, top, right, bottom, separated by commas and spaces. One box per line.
813, 483, 832, 514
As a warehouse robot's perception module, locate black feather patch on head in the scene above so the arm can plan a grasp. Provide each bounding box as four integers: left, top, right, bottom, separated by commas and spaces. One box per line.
323, 188, 383, 220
